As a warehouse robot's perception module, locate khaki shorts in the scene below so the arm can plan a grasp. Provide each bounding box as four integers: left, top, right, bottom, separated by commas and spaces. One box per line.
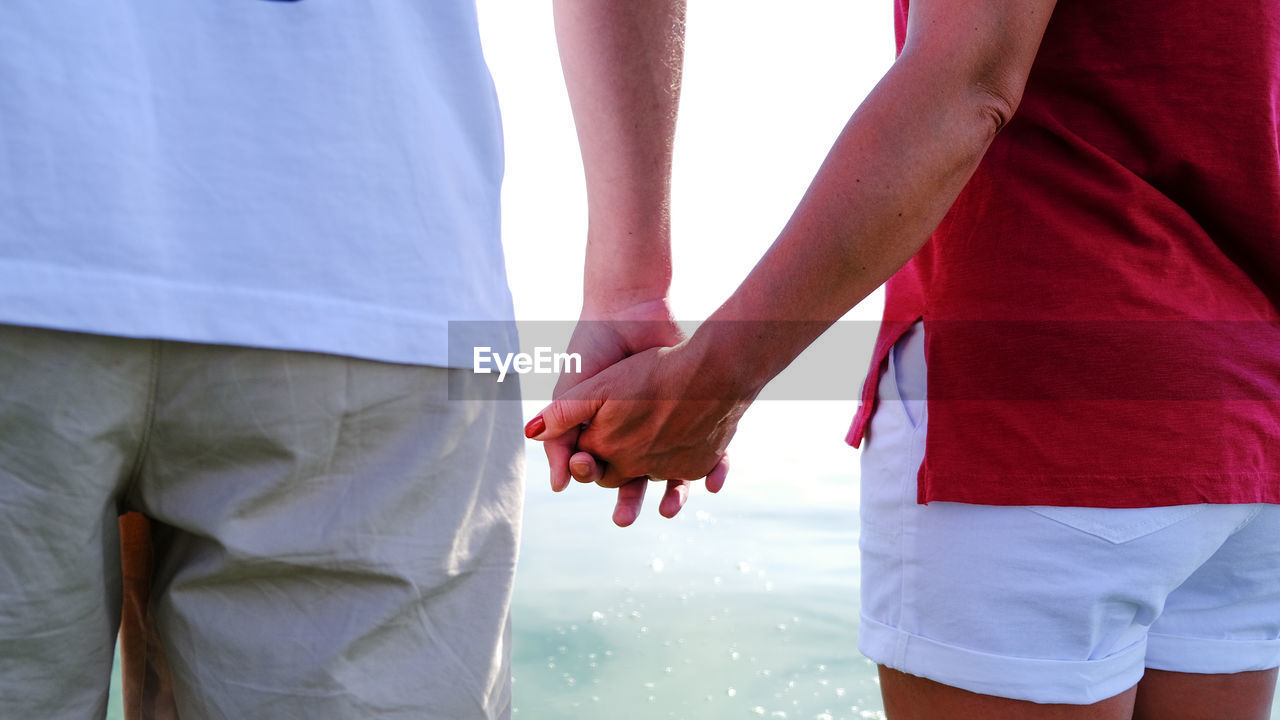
0, 324, 523, 719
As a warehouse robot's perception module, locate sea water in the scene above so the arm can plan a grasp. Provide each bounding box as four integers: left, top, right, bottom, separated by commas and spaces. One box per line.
510, 402, 878, 719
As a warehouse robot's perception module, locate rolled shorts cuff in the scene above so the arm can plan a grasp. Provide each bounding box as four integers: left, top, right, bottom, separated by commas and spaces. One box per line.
1145, 632, 1280, 674
857, 613, 1146, 705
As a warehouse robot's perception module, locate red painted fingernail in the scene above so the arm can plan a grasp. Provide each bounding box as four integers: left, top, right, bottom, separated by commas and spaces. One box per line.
524, 415, 546, 439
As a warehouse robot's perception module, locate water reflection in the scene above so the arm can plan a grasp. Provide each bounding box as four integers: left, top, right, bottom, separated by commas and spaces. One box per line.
512, 402, 884, 719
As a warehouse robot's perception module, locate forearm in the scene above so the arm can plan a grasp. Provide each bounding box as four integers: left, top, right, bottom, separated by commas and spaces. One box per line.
689, 34, 1037, 396
553, 0, 685, 312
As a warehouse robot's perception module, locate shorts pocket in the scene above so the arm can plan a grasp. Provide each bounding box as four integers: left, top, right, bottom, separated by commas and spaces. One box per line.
891, 321, 926, 430
1026, 505, 1205, 545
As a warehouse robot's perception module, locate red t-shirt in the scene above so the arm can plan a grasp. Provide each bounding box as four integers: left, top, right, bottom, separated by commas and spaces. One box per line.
848, 0, 1280, 506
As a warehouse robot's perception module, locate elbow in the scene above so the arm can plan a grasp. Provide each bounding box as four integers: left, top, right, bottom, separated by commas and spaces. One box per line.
972, 81, 1022, 142
971, 68, 1028, 140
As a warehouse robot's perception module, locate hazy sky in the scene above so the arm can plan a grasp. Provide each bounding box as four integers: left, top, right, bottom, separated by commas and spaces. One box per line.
477, 0, 895, 324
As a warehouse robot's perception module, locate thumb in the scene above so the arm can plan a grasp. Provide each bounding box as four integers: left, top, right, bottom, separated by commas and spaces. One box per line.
525, 381, 606, 441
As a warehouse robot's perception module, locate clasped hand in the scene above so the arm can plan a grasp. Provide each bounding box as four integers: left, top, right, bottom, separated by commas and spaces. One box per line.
525, 314, 745, 527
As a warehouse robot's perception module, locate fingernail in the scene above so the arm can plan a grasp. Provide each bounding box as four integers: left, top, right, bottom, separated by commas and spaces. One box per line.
524, 415, 545, 439
570, 460, 591, 478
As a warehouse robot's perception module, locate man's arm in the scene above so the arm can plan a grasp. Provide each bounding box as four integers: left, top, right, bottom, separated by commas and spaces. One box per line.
549, 0, 712, 524
553, 0, 681, 310
531, 0, 1058, 484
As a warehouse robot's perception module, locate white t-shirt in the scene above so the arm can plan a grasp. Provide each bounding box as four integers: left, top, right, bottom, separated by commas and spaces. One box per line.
0, 1, 516, 366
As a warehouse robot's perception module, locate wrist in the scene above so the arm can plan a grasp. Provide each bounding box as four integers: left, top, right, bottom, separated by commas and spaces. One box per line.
580, 293, 673, 322
581, 224, 672, 317
681, 322, 769, 404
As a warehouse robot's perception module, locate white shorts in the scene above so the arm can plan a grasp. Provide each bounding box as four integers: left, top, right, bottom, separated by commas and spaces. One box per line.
857, 321, 1280, 704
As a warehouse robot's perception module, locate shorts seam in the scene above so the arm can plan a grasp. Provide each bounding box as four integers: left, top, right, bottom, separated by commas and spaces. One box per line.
122, 340, 162, 507
887, 343, 915, 669
1231, 504, 1265, 534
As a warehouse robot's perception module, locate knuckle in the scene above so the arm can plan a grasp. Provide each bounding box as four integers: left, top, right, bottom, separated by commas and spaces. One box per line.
545, 401, 578, 431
